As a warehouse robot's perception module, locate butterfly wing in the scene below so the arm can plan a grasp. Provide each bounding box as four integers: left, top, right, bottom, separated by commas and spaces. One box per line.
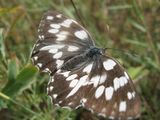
83, 55, 141, 119
47, 55, 141, 119
31, 11, 95, 74
31, 11, 141, 120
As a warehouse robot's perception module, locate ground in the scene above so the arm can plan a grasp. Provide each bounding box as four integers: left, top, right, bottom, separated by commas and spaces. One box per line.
0, 0, 160, 120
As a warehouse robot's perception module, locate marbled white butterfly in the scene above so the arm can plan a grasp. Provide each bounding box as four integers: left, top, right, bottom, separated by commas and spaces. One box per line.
31, 11, 141, 120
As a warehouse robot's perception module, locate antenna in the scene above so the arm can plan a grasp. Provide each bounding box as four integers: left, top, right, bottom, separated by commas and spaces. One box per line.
70, 0, 86, 27
104, 47, 139, 58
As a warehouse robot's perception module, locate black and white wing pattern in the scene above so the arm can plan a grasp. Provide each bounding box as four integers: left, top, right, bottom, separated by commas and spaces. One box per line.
47, 55, 141, 119
31, 11, 94, 74
31, 11, 141, 120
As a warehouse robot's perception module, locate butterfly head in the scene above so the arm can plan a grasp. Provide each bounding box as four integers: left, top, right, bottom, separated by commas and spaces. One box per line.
86, 47, 105, 58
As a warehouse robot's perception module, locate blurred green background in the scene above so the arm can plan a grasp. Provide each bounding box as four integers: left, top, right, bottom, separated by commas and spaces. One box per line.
0, 0, 160, 120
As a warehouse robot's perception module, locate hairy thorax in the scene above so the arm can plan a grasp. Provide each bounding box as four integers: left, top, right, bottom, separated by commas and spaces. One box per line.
61, 47, 104, 70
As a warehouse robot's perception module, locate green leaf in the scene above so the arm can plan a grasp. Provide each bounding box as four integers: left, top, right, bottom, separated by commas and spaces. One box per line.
55, 108, 76, 120
2, 64, 38, 97
123, 37, 147, 47
128, 66, 145, 79
0, 28, 6, 59
132, 0, 144, 21
145, 57, 160, 71
8, 59, 19, 82
128, 18, 146, 32
2, 59, 19, 92
108, 4, 132, 10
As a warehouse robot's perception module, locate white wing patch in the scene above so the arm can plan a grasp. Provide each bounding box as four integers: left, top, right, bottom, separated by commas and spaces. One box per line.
89, 75, 100, 87
60, 19, 73, 28
56, 31, 69, 41
56, 14, 62, 18
127, 92, 132, 100
53, 52, 63, 59
69, 79, 78, 88
37, 63, 42, 68
113, 77, 120, 91
38, 35, 44, 40
113, 76, 128, 91
74, 30, 88, 40
66, 74, 78, 81
99, 73, 107, 84
49, 86, 54, 91
53, 94, 58, 99
48, 29, 59, 34
83, 63, 93, 73
40, 45, 65, 51
66, 75, 88, 98
56, 60, 64, 68
124, 71, 129, 80
67, 46, 79, 51
33, 56, 38, 61
95, 85, 105, 99
105, 86, 114, 100
103, 59, 116, 71
46, 16, 54, 20
119, 101, 127, 112
119, 76, 128, 87
49, 49, 58, 54
50, 24, 61, 29
127, 91, 136, 100
59, 71, 70, 77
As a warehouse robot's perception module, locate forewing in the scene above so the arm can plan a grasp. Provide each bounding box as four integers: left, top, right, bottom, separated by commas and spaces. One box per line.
31, 11, 94, 74
47, 55, 141, 120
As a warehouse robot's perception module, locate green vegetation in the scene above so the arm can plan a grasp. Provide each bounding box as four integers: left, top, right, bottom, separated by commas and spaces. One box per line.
0, 0, 160, 120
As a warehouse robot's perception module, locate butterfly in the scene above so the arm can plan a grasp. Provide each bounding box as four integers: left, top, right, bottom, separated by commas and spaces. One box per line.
31, 11, 141, 120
